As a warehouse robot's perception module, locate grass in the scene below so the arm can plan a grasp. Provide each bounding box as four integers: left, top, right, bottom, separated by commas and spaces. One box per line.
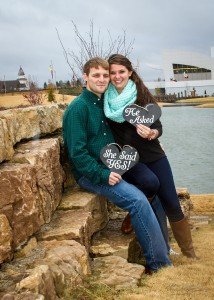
1, 94, 214, 110
61, 223, 214, 300
0, 92, 75, 109
175, 97, 214, 108
62, 195, 214, 300
176, 96, 214, 103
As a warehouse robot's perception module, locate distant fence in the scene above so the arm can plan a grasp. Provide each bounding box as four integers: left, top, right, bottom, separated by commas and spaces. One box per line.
155, 94, 204, 103
155, 94, 177, 102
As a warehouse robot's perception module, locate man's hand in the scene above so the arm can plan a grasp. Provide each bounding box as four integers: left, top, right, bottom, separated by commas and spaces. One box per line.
108, 172, 122, 186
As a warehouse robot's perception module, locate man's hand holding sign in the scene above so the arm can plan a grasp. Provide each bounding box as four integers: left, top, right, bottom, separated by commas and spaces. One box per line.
100, 144, 139, 186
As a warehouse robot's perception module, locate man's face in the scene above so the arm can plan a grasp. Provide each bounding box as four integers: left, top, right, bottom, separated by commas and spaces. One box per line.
83, 66, 109, 97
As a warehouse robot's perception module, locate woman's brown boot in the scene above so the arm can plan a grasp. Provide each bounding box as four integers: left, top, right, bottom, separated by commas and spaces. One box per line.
121, 213, 133, 234
170, 217, 197, 259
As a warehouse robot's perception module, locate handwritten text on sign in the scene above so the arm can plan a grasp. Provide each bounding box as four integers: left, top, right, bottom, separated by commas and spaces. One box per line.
100, 144, 139, 175
123, 103, 162, 127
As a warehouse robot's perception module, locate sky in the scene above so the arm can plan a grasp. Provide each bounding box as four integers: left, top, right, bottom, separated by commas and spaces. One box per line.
0, 0, 214, 87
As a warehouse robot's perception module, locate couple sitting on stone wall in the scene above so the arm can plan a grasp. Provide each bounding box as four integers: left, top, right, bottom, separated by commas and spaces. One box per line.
63, 55, 197, 274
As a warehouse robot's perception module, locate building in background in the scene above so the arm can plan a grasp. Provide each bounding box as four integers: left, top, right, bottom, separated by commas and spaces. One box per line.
145, 47, 214, 98
0, 66, 29, 93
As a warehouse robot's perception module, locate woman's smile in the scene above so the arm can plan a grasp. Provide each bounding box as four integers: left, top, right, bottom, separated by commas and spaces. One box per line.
110, 64, 132, 94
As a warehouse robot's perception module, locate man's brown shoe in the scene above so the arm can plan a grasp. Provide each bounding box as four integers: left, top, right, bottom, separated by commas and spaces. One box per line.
144, 265, 154, 275
121, 213, 133, 234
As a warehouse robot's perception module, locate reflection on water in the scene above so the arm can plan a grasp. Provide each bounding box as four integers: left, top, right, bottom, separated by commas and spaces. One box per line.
159, 106, 214, 194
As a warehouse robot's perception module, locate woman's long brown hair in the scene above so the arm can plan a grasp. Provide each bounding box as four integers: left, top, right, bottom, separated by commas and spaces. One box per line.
108, 54, 157, 107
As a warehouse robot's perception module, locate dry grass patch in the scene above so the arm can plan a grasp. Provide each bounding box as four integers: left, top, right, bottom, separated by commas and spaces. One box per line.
31, 194, 214, 300
177, 97, 214, 103
191, 194, 214, 215
63, 221, 214, 300
195, 103, 214, 108
1, 94, 214, 109
119, 223, 214, 300
0, 93, 76, 108
176, 97, 214, 108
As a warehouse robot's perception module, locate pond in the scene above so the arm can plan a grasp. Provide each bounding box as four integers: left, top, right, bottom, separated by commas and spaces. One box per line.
159, 106, 214, 194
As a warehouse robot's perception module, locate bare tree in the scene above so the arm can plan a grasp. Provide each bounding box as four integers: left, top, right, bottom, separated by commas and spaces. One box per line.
56, 20, 134, 80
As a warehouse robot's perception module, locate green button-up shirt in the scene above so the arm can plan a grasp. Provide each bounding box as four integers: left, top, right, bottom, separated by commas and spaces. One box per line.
63, 88, 114, 185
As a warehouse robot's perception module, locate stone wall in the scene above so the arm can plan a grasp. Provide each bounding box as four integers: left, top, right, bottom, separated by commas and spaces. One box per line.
0, 105, 66, 261
0, 104, 110, 299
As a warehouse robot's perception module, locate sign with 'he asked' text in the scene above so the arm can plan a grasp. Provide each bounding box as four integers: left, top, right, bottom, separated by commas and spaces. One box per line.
100, 143, 139, 175
123, 103, 162, 127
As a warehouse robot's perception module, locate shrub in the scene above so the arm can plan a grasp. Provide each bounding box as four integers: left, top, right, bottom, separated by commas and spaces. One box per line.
22, 82, 46, 105
47, 84, 56, 103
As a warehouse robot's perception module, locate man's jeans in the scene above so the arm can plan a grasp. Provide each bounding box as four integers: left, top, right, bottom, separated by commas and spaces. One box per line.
78, 176, 171, 271
151, 196, 170, 252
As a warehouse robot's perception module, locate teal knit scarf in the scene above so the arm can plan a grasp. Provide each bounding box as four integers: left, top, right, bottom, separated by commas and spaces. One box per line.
104, 80, 137, 123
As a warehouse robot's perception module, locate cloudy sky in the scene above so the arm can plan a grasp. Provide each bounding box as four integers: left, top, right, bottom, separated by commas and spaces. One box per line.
0, 0, 213, 87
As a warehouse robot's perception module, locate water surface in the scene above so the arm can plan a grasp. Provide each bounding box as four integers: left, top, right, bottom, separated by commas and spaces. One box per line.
159, 106, 214, 194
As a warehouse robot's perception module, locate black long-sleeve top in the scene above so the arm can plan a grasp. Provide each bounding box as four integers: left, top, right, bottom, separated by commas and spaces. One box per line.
107, 118, 166, 163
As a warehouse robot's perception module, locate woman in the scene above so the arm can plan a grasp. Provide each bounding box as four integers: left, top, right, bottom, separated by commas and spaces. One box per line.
104, 54, 197, 259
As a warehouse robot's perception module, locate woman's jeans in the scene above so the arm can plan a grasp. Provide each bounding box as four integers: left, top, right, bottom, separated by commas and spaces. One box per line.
78, 176, 171, 271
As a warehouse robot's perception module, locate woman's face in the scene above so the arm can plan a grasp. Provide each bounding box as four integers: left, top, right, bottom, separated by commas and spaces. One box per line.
110, 64, 132, 94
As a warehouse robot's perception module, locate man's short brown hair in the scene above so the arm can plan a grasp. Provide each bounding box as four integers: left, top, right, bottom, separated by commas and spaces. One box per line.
83, 57, 109, 75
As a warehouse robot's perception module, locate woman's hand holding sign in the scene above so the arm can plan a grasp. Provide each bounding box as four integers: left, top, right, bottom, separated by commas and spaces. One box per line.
123, 103, 161, 141
136, 124, 158, 140
136, 124, 150, 139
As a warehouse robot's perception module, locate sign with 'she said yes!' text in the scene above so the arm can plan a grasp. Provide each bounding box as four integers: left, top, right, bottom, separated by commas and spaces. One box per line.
123, 103, 162, 127
100, 143, 139, 175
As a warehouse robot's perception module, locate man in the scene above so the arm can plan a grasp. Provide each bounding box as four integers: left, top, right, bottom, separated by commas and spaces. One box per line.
63, 57, 171, 273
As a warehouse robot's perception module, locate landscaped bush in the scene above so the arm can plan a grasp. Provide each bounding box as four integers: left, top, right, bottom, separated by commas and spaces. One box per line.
58, 87, 83, 96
